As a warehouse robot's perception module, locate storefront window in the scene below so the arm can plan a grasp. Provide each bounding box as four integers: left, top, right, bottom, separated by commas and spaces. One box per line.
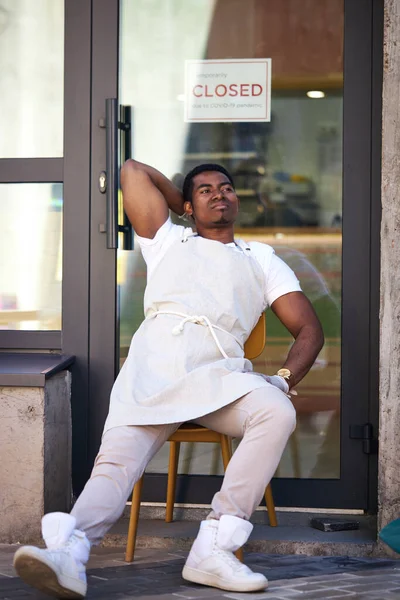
0, 1, 64, 158
0, 184, 63, 330
118, 0, 343, 480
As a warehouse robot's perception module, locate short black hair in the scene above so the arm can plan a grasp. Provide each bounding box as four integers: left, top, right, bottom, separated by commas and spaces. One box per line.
182, 163, 235, 204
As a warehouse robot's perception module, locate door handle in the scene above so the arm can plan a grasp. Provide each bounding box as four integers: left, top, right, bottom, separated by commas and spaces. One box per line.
105, 98, 118, 249
119, 105, 134, 250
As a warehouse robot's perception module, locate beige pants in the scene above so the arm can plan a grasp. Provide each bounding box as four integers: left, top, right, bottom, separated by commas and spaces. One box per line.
71, 386, 296, 545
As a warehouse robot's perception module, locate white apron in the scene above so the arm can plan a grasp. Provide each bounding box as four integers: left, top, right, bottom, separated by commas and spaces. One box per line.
103, 230, 272, 431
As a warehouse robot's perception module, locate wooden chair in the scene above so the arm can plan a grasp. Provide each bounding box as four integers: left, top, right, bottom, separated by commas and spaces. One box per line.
125, 313, 277, 563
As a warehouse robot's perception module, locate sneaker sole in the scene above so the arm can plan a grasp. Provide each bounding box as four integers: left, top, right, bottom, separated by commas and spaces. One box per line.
13, 549, 85, 599
182, 565, 268, 592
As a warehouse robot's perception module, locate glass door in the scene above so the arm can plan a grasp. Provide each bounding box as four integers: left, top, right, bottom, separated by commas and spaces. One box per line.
87, 0, 379, 508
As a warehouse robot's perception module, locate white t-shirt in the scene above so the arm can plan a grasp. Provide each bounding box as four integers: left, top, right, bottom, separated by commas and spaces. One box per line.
136, 217, 301, 309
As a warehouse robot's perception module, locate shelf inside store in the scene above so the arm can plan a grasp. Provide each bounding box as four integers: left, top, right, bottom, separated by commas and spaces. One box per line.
236, 189, 258, 196
184, 152, 257, 160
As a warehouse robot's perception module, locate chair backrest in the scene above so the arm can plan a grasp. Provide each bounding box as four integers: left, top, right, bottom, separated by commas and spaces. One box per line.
244, 312, 266, 360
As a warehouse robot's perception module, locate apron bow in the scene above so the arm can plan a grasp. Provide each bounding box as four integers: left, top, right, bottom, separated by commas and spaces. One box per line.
148, 310, 242, 360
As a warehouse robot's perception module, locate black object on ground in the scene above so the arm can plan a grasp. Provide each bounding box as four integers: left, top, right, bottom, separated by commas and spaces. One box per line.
310, 518, 360, 532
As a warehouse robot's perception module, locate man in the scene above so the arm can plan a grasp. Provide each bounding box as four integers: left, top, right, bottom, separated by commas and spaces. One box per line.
13, 161, 324, 598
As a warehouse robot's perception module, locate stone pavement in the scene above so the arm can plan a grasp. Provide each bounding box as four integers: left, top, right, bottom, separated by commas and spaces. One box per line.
0, 545, 399, 599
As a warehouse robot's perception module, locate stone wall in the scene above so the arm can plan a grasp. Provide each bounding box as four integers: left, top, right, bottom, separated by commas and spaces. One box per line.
0, 372, 72, 543
378, 0, 400, 532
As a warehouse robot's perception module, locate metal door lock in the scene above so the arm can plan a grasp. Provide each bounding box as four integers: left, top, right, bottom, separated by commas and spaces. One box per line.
99, 171, 107, 193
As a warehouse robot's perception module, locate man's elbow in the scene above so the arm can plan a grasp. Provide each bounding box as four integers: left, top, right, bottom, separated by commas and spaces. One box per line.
121, 158, 139, 178
121, 160, 150, 193
120, 159, 133, 187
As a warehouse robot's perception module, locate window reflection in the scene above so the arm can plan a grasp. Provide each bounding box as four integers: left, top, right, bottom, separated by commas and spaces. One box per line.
183, 92, 342, 230
119, 0, 343, 480
0, 184, 63, 331
0, 1, 64, 158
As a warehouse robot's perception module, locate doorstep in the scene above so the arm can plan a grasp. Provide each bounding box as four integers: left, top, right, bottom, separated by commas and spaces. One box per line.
104, 508, 385, 558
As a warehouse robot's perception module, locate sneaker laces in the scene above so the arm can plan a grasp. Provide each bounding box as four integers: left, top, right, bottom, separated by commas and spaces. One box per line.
46, 532, 77, 552
63, 535, 78, 552
213, 541, 252, 573
47, 532, 88, 566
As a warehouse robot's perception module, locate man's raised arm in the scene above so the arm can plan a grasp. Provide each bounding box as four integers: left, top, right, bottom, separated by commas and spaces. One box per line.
120, 159, 184, 239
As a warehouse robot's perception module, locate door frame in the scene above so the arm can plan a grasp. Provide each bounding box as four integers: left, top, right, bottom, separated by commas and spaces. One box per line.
65, 0, 383, 509
62, 0, 93, 494
87, 0, 120, 470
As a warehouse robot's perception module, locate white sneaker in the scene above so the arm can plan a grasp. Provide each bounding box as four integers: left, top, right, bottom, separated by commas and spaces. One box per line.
182, 515, 268, 592
13, 512, 90, 599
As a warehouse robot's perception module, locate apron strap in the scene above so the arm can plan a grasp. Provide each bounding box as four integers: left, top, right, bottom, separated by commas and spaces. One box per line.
235, 239, 252, 253
181, 229, 198, 243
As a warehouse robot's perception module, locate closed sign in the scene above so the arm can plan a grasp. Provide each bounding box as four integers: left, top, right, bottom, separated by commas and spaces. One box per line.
184, 59, 271, 123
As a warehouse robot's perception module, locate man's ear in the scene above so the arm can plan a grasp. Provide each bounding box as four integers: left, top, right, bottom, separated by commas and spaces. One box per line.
184, 200, 193, 216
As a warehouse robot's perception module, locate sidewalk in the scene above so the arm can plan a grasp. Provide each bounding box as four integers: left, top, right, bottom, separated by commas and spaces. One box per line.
1, 544, 399, 599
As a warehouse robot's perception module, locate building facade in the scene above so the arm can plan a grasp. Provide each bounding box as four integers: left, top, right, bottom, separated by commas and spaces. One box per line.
2, 0, 399, 540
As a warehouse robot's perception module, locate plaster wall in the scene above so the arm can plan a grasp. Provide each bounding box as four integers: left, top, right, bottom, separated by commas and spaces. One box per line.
0, 371, 72, 543
379, 0, 400, 533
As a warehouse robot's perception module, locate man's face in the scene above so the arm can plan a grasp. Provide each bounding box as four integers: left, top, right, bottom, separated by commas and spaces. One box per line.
185, 171, 239, 227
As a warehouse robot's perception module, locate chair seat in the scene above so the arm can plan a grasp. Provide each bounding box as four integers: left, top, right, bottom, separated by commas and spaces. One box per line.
169, 424, 223, 443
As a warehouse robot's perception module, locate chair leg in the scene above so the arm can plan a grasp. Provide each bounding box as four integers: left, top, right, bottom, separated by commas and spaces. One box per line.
125, 475, 144, 562
264, 483, 278, 527
220, 435, 244, 562
220, 434, 233, 469
166, 441, 181, 523
235, 547, 244, 562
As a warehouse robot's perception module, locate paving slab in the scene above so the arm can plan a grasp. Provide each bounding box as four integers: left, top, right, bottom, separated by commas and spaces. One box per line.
103, 517, 383, 559
1, 544, 399, 599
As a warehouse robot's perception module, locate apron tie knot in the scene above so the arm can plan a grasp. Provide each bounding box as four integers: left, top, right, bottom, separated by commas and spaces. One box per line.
148, 310, 242, 360
171, 315, 205, 335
